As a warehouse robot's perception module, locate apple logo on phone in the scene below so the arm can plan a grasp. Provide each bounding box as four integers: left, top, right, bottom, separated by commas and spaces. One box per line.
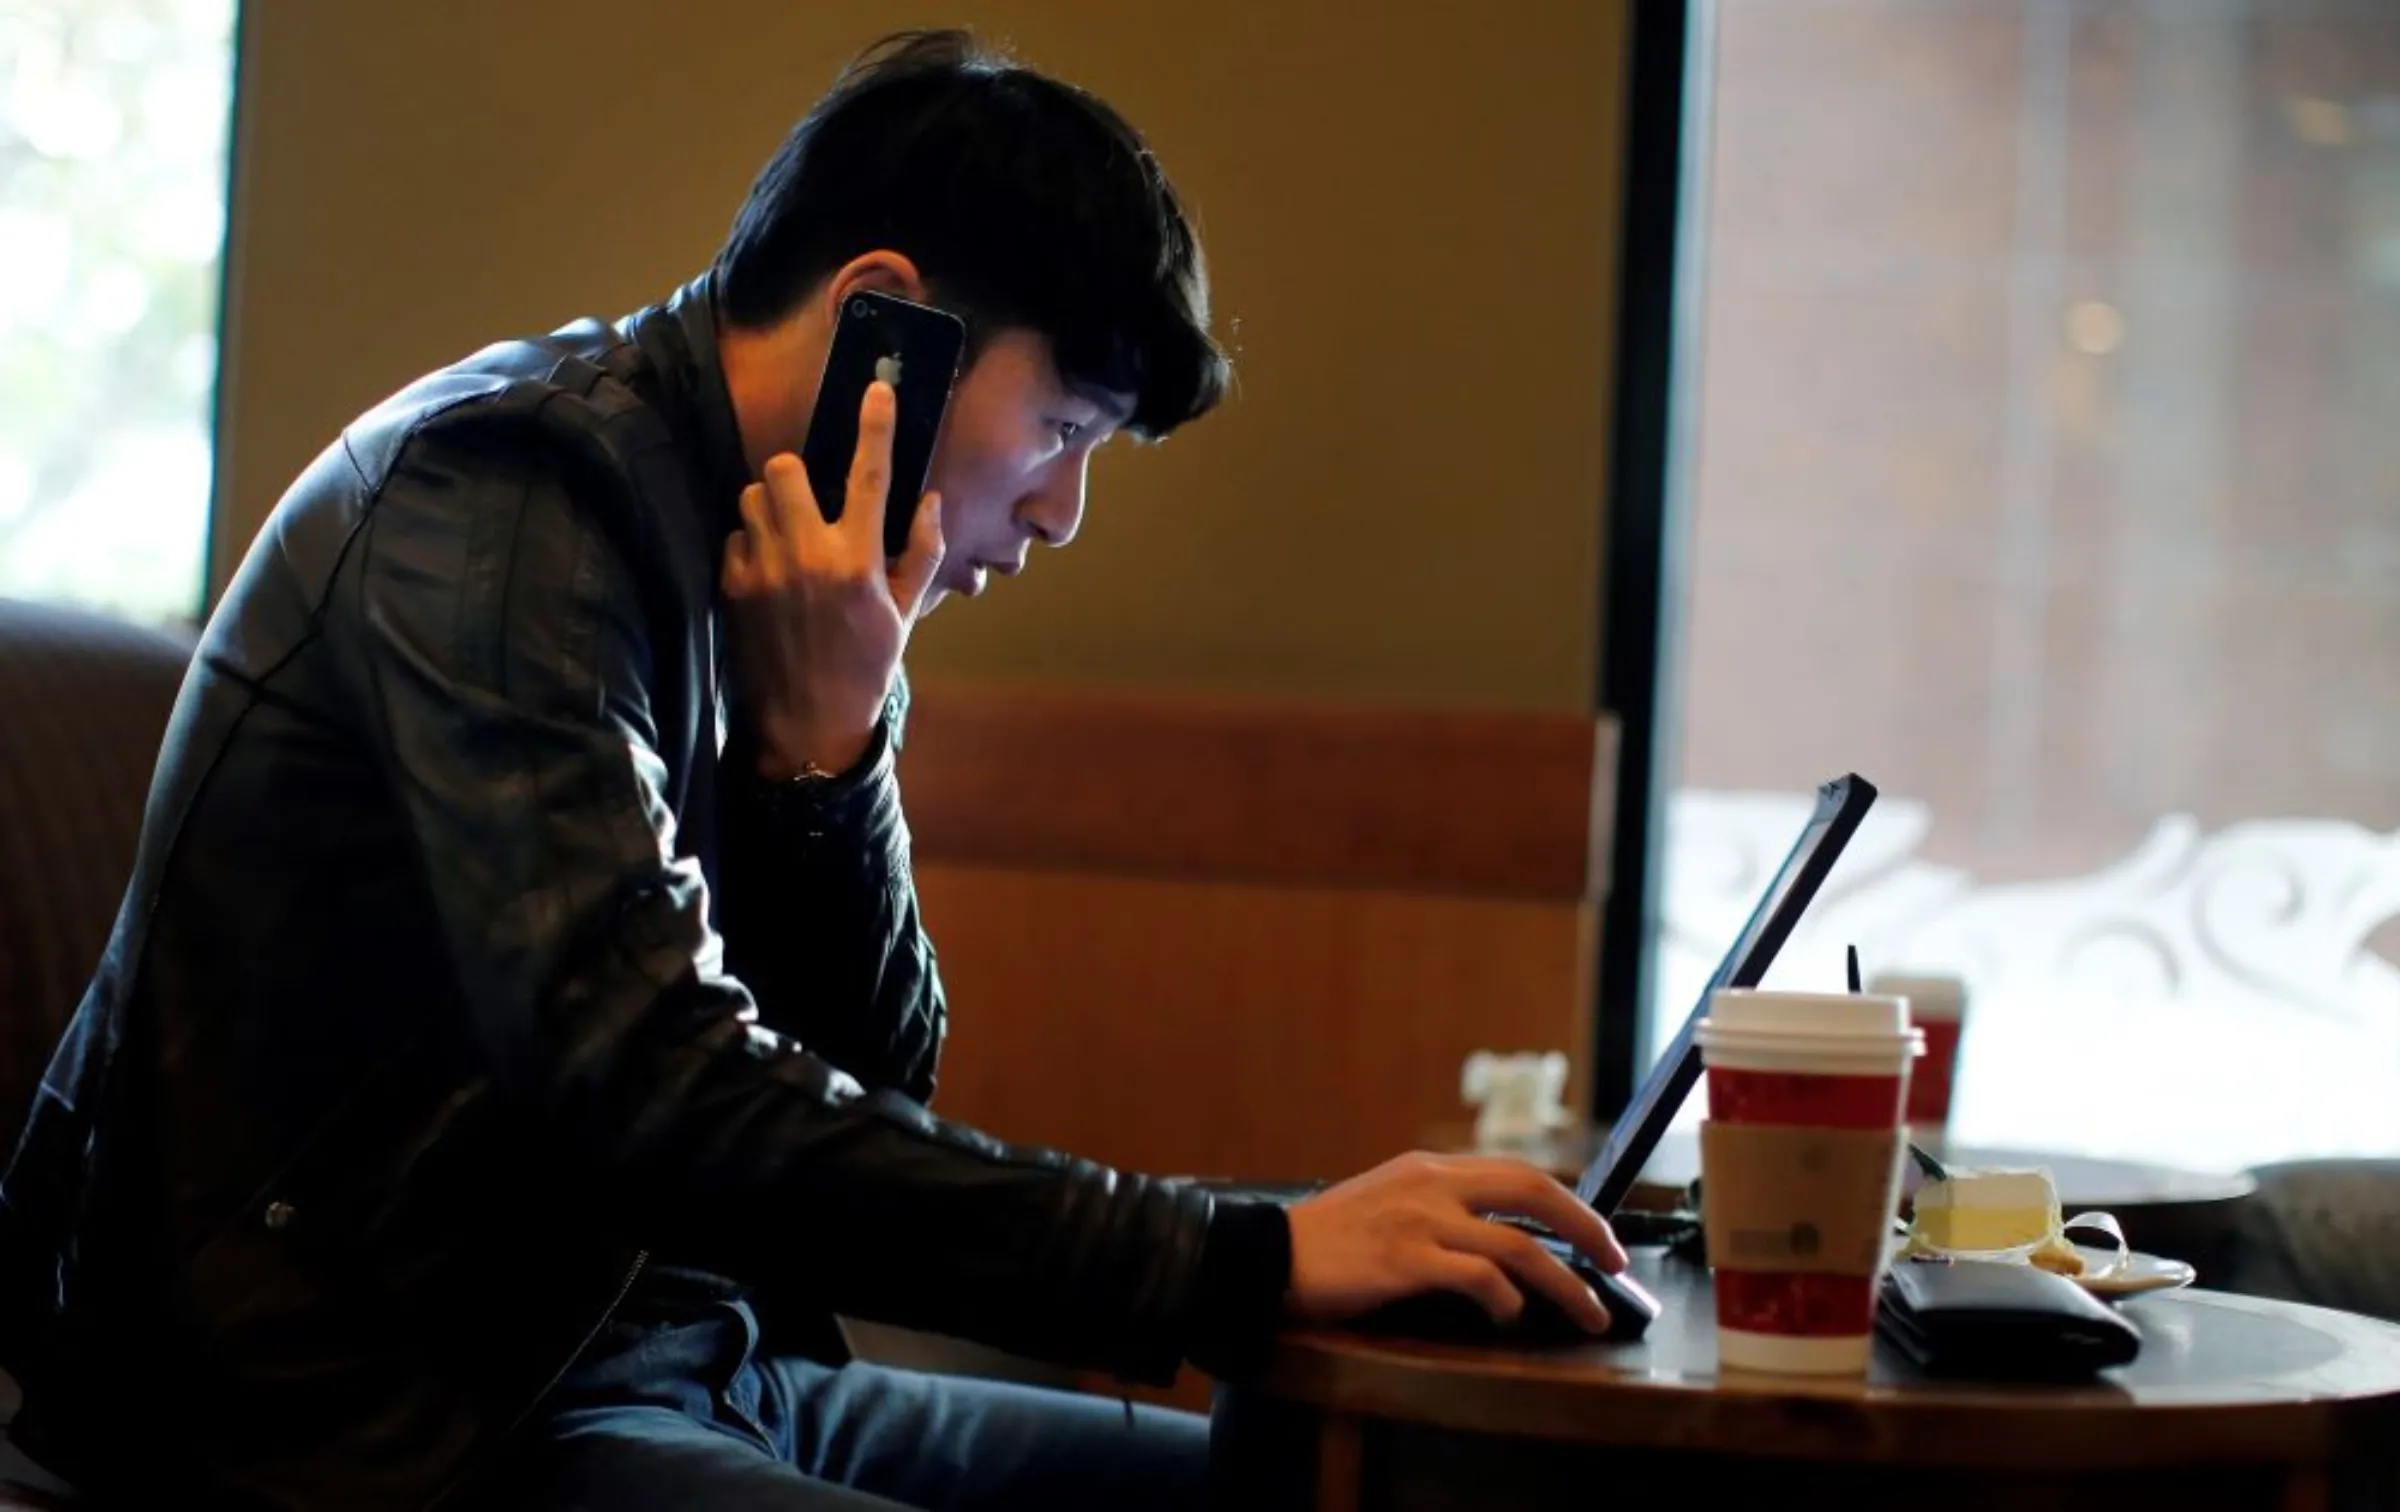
875, 353, 903, 388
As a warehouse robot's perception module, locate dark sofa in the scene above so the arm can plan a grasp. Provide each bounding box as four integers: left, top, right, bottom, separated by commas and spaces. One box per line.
0, 596, 197, 1506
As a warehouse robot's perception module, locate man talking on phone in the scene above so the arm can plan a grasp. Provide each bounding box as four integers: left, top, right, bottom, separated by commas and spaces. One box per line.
0, 29, 1625, 1512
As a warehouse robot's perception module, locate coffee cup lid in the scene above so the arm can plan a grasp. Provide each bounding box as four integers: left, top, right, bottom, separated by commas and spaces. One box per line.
1695, 1024, 1925, 1060
1707, 987, 1911, 1038
1866, 972, 1967, 1019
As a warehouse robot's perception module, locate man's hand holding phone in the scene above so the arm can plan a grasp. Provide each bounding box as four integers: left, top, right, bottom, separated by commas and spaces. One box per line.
722, 380, 945, 780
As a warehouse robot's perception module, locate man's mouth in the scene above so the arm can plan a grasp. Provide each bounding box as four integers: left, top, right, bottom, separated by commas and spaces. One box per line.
961, 559, 1022, 598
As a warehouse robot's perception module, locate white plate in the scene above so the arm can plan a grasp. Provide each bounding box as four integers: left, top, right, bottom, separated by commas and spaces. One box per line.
2073, 1244, 2196, 1298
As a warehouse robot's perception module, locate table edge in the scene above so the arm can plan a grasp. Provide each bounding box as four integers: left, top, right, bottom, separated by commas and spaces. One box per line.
1241, 1288, 2400, 1470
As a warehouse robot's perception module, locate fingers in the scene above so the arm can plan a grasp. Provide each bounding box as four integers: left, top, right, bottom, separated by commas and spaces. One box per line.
843, 380, 897, 553
1439, 1216, 1610, 1332
756, 456, 815, 547
1438, 1159, 1629, 1274
721, 528, 756, 595
888, 493, 946, 618
739, 479, 788, 571
1419, 1250, 1524, 1325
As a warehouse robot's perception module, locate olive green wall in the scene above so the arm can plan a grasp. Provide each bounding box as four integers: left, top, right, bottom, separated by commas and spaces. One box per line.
214, 1, 1628, 709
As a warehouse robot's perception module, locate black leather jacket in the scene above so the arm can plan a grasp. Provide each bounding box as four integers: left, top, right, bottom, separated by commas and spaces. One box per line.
0, 277, 1285, 1509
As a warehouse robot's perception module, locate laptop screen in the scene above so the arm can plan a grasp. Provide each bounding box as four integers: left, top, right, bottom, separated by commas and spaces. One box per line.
1574, 773, 1877, 1212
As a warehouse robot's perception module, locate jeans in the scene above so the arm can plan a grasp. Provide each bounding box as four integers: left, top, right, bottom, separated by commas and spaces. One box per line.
483, 1270, 1210, 1510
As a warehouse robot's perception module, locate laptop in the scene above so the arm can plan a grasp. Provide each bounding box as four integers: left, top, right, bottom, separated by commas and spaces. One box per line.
1216, 771, 1878, 1345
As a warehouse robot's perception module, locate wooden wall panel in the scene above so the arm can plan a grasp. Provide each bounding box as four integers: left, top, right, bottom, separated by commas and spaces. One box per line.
915, 867, 1594, 1183
901, 685, 1616, 902
896, 683, 1617, 1185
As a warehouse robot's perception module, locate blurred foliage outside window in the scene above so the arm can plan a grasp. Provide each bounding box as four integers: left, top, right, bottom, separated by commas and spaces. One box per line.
0, 0, 236, 626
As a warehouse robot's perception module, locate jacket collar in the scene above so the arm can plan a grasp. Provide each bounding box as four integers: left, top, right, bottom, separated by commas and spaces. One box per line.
624, 272, 751, 543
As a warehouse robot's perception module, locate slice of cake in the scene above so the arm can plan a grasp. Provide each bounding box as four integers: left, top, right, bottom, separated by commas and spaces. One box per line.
1907, 1167, 2084, 1274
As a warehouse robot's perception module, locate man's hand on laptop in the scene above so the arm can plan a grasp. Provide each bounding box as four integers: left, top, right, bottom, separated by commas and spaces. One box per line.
1283, 1153, 1630, 1332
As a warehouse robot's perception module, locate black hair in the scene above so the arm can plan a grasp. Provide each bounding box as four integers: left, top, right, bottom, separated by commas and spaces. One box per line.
713, 29, 1227, 440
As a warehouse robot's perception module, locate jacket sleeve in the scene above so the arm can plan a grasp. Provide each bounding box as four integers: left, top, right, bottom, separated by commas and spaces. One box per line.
337, 435, 1279, 1383
715, 674, 945, 1103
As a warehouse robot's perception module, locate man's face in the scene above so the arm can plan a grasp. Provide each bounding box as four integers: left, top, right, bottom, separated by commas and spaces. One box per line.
916, 329, 1130, 612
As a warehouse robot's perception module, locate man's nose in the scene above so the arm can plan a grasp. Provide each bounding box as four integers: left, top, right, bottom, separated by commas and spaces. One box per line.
1017, 453, 1090, 547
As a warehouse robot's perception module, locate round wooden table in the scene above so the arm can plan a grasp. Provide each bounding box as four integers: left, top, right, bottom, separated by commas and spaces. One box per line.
1211, 1249, 2400, 1512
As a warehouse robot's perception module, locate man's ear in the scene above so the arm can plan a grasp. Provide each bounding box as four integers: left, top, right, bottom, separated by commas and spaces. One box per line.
821, 251, 928, 316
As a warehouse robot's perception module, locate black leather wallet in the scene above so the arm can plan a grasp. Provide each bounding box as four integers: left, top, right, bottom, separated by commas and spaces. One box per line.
1877, 1260, 2141, 1379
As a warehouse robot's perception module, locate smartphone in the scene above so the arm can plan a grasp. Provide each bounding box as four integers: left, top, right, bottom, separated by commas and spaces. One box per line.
800, 290, 968, 560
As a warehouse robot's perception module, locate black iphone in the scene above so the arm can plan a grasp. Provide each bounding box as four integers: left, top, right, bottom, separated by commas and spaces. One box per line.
799, 290, 968, 560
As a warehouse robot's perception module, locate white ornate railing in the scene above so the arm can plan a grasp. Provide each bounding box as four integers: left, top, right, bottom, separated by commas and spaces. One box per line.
1653, 791, 2400, 1171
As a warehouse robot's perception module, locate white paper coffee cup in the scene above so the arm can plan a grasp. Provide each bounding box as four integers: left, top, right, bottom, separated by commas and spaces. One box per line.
1696, 989, 1919, 1376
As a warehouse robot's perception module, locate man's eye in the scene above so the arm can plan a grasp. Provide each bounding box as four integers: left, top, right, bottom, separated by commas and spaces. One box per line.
1053, 420, 1084, 444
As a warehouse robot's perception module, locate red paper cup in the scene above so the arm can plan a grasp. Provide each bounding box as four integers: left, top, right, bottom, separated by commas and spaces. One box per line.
1705, 1063, 1904, 1129
1910, 1018, 1961, 1125
1871, 973, 1967, 1131
1696, 990, 1919, 1376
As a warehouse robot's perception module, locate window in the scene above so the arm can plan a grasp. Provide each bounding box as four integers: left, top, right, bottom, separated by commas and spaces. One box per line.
1656, 0, 2400, 1170
0, 0, 238, 626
